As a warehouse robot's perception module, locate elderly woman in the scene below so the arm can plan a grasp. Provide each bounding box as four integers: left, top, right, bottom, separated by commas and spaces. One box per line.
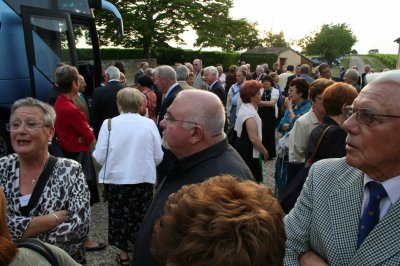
151, 175, 286, 266
0, 98, 90, 263
306, 82, 358, 161
93, 87, 163, 265
278, 78, 311, 135
234, 80, 269, 183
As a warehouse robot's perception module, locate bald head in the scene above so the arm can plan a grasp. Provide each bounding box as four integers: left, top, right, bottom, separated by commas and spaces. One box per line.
175, 90, 225, 136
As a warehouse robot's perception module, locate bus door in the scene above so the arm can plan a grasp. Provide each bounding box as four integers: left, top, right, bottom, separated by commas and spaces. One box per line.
21, 6, 76, 101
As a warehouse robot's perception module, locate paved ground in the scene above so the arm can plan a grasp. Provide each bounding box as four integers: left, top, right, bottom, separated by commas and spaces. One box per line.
349, 56, 366, 74
86, 136, 280, 265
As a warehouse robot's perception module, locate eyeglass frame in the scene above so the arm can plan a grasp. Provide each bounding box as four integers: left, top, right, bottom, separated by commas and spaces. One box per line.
6, 121, 50, 131
342, 105, 400, 125
163, 113, 198, 125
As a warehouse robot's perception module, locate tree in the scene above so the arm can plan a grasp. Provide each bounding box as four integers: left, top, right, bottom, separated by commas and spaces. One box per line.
297, 23, 357, 65
194, 18, 261, 51
94, 0, 234, 58
262, 31, 289, 48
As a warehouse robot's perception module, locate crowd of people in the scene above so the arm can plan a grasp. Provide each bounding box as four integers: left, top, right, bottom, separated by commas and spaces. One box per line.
0, 57, 399, 266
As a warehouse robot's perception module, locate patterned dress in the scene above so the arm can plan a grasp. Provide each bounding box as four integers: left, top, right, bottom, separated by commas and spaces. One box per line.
0, 154, 91, 264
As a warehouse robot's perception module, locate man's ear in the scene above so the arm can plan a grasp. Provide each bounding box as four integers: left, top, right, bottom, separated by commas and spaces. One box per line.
188, 125, 203, 145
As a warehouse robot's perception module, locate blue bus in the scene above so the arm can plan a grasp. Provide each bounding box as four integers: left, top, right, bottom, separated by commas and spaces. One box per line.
0, 0, 123, 155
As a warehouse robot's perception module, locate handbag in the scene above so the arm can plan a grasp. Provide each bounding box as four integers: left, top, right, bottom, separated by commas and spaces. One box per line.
76, 151, 95, 182
279, 125, 333, 214
17, 238, 58, 266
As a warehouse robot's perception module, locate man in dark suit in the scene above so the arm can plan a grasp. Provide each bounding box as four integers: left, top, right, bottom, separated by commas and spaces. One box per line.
91, 66, 126, 138
203, 66, 226, 106
134, 61, 149, 85
154, 65, 183, 183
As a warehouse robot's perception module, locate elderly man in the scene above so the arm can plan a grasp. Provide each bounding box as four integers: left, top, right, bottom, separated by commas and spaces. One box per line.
91, 66, 126, 137
176, 65, 194, 90
134, 61, 149, 84
133, 90, 255, 266
344, 68, 361, 92
284, 70, 400, 265
254, 64, 266, 81
192, 58, 204, 89
153, 66, 183, 182
203, 66, 226, 106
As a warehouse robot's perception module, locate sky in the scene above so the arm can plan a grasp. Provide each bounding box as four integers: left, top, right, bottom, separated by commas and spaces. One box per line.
177, 0, 400, 55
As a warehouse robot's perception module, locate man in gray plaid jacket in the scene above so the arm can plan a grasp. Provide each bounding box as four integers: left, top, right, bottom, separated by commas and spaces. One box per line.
285, 70, 400, 265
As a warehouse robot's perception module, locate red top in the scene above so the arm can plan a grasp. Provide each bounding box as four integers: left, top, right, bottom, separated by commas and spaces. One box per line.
54, 95, 95, 152
142, 88, 157, 121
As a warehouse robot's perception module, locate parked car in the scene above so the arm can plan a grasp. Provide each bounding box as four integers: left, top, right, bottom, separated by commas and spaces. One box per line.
310, 57, 327, 67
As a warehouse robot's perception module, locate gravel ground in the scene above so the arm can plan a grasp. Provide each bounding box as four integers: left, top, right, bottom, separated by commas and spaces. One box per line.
86, 137, 279, 265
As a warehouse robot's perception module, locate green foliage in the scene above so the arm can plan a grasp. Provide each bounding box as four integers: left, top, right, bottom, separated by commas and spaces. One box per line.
297, 23, 357, 65
262, 31, 289, 48
195, 18, 261, 51
240, 54, 278, 71
368, 54, 396, 69
94, 0, 234, 58
88, 48, 240, 69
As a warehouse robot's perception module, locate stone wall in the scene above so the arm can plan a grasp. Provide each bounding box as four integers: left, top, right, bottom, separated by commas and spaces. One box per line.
101, 58, 157, 86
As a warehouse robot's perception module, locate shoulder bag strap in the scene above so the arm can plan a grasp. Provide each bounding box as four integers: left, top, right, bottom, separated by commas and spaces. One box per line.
102, 119, 112, 184
305, 125, 334, 168
20, 156, 57, 216
17, 238, 58, 266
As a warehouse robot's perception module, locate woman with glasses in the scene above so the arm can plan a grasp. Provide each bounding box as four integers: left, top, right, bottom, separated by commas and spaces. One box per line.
0, 97, 90, 264
93, 87, 163, 265
305, 82, 358, 162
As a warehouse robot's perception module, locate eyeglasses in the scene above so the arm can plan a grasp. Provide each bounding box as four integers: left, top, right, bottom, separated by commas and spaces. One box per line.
342, 105, 400, 125
6, 121, 48, 131
163, 113, 198, 125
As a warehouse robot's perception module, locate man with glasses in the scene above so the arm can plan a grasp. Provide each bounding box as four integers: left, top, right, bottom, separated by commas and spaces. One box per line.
284, 70, 400, 265
133, 90, 254, 266
318, 63, 341, 81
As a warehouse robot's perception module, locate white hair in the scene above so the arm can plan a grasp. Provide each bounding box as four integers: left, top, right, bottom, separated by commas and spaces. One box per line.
106, 66, 120, 80
366, 69, 400, 84
204, 66, 218, 77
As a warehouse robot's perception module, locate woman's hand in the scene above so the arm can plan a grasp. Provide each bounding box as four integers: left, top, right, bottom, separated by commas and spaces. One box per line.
52, 210, 69, 227
284, 97, 292, 109
262, 151, 269, 163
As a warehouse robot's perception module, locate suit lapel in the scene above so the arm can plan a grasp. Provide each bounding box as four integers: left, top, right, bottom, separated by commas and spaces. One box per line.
352, 201, 400, 265
328, 169, 363, 264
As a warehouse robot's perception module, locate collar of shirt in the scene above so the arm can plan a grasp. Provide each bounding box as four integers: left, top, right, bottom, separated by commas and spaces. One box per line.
108, 79, 119, 83
165, 82, 179, 99
362, 174, 400, 219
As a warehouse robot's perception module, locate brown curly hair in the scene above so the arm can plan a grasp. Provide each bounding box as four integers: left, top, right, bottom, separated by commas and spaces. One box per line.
151, 175, 285, 266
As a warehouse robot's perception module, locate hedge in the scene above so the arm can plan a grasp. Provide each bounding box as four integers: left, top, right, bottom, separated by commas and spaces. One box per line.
77, 48, 241, 70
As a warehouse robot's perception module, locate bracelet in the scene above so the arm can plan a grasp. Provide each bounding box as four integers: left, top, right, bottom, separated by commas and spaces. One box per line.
51, 213, 60, 226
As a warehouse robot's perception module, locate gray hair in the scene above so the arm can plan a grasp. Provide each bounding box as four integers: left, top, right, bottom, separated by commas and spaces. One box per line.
256, 65, 265, 73
203, 66, 218, 77
176, 65, 190, 81
10, 97, 56, 126
145, 68, 154, 77
106, 66, 121, 80
367, 69, 400, 84
154, 65, 177, 82
344, 69, 360, 83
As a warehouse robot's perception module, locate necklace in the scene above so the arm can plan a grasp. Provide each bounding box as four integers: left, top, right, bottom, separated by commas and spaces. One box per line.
23, 158, 49, 185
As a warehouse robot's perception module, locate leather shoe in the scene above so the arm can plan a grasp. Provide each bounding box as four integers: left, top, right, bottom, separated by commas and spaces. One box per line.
85, 242, 106, 252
